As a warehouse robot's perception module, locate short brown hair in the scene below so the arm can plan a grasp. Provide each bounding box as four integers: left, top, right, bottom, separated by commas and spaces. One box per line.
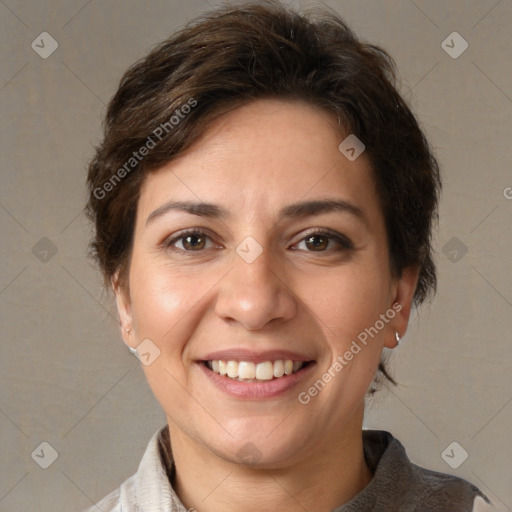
85, 0, 441, 388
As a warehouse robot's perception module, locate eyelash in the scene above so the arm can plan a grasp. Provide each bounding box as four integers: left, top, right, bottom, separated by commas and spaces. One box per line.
163, 228, 354, 253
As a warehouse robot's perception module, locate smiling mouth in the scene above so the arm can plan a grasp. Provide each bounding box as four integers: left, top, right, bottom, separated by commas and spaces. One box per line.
203, 359, 314, 382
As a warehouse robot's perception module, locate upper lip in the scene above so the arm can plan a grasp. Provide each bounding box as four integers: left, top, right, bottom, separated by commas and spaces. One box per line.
200, 348, 314, 364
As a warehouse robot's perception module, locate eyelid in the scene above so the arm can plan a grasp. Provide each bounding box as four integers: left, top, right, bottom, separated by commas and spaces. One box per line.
291, 227, 354, 250
163, 227, 221, 251
163, 226, 353, 253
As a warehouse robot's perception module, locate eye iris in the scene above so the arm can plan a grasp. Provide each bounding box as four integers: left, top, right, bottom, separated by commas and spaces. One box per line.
183, 234, 205, 250
305, 235, 328, 251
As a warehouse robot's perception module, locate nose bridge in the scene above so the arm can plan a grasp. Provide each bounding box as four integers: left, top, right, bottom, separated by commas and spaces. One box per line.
214, 240, 296, 330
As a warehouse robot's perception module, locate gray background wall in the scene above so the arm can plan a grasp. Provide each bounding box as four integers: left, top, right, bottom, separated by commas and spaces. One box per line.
0, 1, 510, 510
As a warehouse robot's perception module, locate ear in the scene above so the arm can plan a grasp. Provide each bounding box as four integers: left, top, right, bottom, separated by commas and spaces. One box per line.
384, 265, 419, 349
111, 271, 133, 346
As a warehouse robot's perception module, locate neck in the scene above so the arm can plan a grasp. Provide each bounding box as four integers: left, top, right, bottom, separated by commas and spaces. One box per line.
167, 405, 372, 512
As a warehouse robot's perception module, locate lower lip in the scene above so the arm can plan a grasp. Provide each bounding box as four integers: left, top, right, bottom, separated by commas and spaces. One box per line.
197, 362, 316, 400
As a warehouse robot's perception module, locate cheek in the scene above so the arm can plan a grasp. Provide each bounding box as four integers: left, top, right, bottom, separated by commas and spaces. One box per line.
127, 262, 209, 422
312, 263, 391, 338
129, 259, 192, 341
128, 256, 223, 360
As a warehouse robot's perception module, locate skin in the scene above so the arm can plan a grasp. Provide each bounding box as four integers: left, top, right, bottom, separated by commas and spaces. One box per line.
114, 99, 418, 512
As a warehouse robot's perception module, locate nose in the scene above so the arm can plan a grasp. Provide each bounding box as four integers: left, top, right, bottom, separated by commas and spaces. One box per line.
214, 247, 297, 331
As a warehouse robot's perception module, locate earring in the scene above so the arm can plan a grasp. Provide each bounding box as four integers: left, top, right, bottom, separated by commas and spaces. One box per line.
122, 326, 136, 355
395, 331, 401, 346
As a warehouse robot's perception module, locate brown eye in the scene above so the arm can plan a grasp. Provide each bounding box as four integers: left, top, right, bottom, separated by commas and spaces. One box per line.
165, 229, 217, 252
304, 234, 329, 251
293, 229, 354, 253
181, 233, 206, 251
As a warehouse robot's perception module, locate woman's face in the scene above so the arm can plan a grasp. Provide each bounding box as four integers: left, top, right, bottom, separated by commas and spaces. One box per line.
115, 99, 417, 466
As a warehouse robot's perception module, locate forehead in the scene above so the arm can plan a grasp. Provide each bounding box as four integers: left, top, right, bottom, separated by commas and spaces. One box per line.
137, 99, 380, 223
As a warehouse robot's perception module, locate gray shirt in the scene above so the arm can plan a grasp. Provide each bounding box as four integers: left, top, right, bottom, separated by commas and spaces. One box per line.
86, 427, 492, 512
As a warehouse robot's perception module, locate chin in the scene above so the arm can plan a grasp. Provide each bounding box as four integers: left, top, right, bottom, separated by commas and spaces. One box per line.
217, 439, 306, 469
205, 417, 313, 468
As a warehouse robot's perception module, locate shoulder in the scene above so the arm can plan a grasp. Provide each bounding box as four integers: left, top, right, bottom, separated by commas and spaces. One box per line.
360, 430, 492, 512
82, 427, 168, 512
471, 496, 497, 511
83, 473, 138, 512
411, 462, 490, 511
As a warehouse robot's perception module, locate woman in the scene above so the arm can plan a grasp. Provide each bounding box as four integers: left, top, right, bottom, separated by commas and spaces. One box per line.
85, 1, 492, 510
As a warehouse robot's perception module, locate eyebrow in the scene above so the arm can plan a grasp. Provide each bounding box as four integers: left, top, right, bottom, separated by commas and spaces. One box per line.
145, 199, 366, 226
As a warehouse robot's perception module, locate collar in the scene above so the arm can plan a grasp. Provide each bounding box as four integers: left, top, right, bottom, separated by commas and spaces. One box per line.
135, 427, 483, 511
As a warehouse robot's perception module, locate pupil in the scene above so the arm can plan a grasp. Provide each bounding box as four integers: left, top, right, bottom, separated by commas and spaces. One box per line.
307, 235, 327, 250
185, 235, 204, 250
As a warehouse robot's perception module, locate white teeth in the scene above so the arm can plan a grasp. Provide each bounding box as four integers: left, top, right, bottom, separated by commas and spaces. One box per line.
207, 359, 307, 381
238, 361, 256, 379
226, 361, 238, 378
255, 361, 274, 380
273, 360, 285, 378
